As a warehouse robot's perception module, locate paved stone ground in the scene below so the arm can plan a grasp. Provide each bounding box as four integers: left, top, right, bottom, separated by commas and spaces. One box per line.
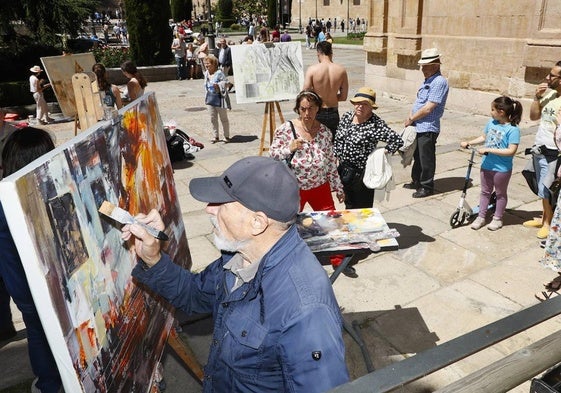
1, 42, 557, 393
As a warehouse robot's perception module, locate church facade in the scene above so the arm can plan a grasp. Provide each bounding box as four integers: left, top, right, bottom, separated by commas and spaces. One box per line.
291, 0, 561, 114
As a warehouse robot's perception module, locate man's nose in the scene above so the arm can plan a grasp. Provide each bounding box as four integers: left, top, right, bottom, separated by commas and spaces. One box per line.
205, 203, 220, 215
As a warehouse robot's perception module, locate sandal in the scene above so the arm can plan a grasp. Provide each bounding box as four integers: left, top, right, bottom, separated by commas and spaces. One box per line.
544, 272, 561, 292
535, 290, 560, 302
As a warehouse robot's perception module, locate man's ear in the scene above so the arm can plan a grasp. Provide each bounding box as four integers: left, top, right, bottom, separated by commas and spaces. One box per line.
250, 211, 269, 235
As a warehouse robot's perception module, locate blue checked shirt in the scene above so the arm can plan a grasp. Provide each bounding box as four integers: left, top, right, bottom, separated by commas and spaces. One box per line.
411, 71, 449, 133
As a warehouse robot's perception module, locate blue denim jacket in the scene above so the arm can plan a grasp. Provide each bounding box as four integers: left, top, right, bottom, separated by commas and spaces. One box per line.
133, 225, 349, 392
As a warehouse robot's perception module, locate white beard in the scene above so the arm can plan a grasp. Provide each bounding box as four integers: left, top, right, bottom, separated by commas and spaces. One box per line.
210, 216, 248, 252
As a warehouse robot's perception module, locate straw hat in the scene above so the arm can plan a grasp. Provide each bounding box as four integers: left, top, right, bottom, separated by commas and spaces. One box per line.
418, 48, 441, 64
29, 65, 43, 73
349, 87, 378, 109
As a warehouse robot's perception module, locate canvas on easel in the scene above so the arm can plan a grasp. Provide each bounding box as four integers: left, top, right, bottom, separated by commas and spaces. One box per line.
230, 42, 304, 104
41, 53, 97, 118
0, 93, 192, 392
231, 42, 303, 154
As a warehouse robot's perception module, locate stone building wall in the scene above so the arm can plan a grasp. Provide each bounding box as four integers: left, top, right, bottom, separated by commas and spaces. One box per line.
363, 0, 561, 115
289, 0, 370, 30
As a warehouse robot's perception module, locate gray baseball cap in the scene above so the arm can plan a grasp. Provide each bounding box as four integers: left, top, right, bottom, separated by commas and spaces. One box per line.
189, 156, 300, 222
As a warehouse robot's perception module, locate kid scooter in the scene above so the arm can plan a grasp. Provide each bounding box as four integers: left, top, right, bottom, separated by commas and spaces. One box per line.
449, 147, 496, 228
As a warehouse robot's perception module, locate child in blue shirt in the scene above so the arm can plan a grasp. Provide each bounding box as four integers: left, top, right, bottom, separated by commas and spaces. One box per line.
460, 96, 523, 230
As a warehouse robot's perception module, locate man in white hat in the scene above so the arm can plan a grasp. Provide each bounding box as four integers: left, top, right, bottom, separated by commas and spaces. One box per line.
29, 65, 52, 125
403, 48, 449, 198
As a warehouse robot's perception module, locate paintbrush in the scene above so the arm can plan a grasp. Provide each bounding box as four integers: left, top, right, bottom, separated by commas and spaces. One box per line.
99, 201, 169, 241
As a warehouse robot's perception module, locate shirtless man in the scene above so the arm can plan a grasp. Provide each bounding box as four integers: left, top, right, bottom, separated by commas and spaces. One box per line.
303, 41, 349, 140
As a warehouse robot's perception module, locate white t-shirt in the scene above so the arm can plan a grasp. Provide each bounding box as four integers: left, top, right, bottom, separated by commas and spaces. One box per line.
535, 90, 561, 149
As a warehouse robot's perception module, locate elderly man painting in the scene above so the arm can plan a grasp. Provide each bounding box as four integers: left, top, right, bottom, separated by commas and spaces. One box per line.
123, 156, 350, 393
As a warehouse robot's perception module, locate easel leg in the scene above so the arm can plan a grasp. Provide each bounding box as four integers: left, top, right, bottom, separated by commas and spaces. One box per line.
259, 103, 271, 156
258, 102, 285, 156
275, 101, 285, 123
167, 328, 204, 383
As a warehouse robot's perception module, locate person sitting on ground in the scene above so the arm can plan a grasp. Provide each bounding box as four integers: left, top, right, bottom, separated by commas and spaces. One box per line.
92, 63, 123, 109
120, 60, 147, 102
122, 156, 350, 393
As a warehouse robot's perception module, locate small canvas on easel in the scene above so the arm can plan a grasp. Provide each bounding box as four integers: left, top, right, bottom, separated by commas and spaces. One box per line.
0, 93, 191, 392
41, 53, 97, 117
231, 42, 304, 104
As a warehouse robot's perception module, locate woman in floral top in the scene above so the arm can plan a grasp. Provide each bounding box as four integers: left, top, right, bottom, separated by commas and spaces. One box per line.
334, 87, 404, 209
270, 90, 344, 211
270, 90, 352, 275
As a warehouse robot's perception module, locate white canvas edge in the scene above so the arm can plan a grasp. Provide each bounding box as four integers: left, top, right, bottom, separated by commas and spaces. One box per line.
0, 181, 82, 391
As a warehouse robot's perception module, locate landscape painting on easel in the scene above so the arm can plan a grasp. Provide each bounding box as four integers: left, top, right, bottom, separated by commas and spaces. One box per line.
41, 53, 97, 117
0, 93, 191, 392
231, 42, 304, 104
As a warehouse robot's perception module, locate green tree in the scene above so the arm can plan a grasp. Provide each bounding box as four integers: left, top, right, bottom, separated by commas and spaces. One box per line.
216, 0, 234, 27
123, 0, 172, 66
230, 0, 266, 20
0, 0, 97, 47
266, 0, 277, 27
170, 0, 193, 22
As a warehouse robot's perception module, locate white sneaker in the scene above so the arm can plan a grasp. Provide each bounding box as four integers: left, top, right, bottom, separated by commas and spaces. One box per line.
487, 218, 503, 231
471, 217, 486, 230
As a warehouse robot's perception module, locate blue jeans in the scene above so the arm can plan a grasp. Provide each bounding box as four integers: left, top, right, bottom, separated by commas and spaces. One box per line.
175, 56, 186, 80
0, 204, 62, 393
533, 153, 556, 200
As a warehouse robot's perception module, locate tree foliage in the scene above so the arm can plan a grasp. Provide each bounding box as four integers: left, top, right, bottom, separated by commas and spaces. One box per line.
123, 0, 172, 66
230, 0, 267, 21
216, 0, 234, 26
267, 0, 277, 27
170, 0, 193, 22
0, 0, 98, 48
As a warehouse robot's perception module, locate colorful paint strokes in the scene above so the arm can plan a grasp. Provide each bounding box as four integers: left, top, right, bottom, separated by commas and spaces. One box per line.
0, 93, 190, 392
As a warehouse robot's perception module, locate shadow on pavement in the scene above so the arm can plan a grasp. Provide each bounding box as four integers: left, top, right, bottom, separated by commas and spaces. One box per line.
434, 176, 473, 194
387, 222, 435, 250
226, 135, 258, 143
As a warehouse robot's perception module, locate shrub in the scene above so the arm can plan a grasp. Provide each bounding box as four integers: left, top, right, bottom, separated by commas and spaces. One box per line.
230, 23, 241, 31
92, 46, 131, 68
347, 32, 365, 40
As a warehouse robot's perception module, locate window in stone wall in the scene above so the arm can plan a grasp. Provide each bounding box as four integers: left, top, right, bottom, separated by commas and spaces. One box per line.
323, 0, 329, 5
353, 0, 360, 4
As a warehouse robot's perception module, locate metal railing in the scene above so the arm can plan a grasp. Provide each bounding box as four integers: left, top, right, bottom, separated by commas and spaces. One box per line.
330, 295, 561, 392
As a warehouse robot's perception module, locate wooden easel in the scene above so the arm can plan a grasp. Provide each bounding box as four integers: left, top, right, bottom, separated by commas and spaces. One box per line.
71, 72, 104, 135
258, 101, 285, 155
167, 328, 204, 382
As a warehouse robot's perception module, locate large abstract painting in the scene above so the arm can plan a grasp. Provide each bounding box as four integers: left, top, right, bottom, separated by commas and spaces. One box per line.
41, 53, 97, 117
0, 93, 191, 392
231, 42, 304, 104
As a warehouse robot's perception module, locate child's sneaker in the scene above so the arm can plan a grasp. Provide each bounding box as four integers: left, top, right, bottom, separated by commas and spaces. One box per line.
487, 218, 503, 231
471, 217, 486, 230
